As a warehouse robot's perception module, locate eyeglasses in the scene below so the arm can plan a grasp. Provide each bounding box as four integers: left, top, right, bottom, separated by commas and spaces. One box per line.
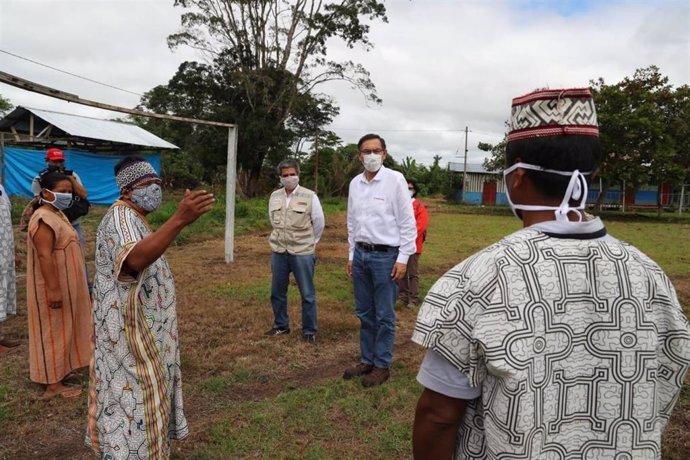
359, 148, 385, 155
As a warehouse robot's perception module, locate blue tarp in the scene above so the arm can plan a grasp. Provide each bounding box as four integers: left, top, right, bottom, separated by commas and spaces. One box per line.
2, 147, 161, 205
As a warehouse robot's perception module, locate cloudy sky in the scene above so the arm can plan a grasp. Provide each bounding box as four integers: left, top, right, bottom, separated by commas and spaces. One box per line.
1, 0, 688, 166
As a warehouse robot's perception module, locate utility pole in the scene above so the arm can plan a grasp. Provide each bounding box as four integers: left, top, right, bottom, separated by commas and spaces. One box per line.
314, 128, 319, 194
462, 126, 469, 204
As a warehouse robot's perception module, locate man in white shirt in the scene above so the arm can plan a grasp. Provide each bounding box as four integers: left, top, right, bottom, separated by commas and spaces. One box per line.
412, 88, 690, 459
343, 134, 417, 387
267, 159, 325, 342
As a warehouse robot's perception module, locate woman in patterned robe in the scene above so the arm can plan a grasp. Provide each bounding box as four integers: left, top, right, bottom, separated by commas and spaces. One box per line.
26, 171, 91, 398
0, 183, 19, 352
87, 157, 214, 459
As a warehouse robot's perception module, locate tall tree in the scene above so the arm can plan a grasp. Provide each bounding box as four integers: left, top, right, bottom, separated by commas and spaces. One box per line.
591, 66, 686, 213
154, 0, 387, 196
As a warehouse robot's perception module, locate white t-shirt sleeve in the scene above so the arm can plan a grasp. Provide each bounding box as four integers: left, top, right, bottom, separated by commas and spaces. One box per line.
311, 194, 325, 244
31, 176, 41, 196
417, 348, 482, 400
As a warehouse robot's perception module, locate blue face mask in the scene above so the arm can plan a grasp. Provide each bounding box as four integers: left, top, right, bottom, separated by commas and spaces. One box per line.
131, 183, 163, 212
43, 190, 73, 211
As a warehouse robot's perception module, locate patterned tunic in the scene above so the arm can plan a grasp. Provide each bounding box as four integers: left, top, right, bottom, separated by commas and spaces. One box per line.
0, 185, 16, 323
413, 223, 690, 459
26, 207, 91, 383
87, 202, 188, 459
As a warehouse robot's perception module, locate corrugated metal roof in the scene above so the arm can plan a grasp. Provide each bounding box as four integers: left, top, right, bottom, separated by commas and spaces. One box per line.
448, 162, 500, 174
1, 106, 178, 149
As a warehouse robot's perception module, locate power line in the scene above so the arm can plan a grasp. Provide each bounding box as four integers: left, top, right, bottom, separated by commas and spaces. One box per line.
330, 127, 502, 136
0, 49, 144, 97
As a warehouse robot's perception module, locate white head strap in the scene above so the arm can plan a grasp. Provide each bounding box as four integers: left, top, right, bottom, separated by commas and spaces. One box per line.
503, 162, 591, 223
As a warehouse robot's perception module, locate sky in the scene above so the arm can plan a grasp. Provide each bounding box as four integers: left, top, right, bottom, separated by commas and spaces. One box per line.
0, 0, 688, 167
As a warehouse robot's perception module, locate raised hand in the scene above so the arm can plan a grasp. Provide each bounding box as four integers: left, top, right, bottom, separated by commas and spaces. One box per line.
175, 189, 216, 226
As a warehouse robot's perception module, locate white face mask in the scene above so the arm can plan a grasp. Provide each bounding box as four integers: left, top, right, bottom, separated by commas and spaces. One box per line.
42, 190, 73, 210
280, 175, 299, 191
362, 153, 383, 172
408, 190, 415, 198
503, 162, 590, 223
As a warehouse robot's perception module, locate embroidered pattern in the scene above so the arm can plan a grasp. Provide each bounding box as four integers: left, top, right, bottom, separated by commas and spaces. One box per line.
508, 88, 599, 142
87, 203, 188, 459
413, 228, 690, 459
115, 161, 158, 191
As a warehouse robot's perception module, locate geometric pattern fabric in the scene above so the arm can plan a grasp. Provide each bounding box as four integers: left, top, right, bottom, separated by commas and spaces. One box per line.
413, 227, 690, 459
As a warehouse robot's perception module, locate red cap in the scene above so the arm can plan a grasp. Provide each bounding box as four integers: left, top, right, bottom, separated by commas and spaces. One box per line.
46, 148, 65, 161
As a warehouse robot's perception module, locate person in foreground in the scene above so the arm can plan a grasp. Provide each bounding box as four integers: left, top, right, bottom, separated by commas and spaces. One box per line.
411, 88, 690, 459
344, 134, 417, 387
86, 157, 214, 459
266, 159, 325, 342
397, 179, 428, 309
26, 171, 91, 398
0, 183, 19, 352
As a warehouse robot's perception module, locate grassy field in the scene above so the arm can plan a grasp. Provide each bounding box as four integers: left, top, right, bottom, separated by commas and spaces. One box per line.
1, 195, 688, 459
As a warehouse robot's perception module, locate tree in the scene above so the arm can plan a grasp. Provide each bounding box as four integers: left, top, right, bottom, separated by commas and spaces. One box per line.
0, 94, 12, 117
153, 0, 387, 196
479, 136, 507, 172
591, 66, 686, 214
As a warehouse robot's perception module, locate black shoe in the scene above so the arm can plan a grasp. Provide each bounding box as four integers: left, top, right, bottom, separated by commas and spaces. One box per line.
302, 333, 316, 343
265, 327, 290, 336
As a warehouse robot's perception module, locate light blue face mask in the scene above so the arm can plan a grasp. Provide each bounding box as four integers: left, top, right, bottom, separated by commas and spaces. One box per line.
131, 183, 163, 212
42, 190, 73, 211
503, 162, 590, 222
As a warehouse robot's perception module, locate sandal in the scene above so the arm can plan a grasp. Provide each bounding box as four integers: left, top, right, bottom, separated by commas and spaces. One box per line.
42, 386, 83, 400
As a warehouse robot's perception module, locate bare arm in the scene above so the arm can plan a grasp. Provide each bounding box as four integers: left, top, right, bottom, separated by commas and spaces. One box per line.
69, 175, 88, 199
33, 221, 63, 308
413, 388, 468, 460
123, 189, 214, 274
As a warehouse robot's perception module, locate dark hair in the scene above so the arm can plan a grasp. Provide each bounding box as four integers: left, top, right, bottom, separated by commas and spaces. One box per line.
114, 156, 147, 175
35, 171, 71, 210
407, 179, 419, 197
277, 158, 300, 175
505, 135, 601, 199
38, 171, 70, 190
357, 133, 386, 151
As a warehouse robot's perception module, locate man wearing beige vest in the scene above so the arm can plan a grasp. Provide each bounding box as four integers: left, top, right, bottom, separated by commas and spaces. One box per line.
267, 159, 325, 342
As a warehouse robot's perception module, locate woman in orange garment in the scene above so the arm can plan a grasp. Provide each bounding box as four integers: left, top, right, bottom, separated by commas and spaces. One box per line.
26, 171, 91, 398
397, 179, 429, 309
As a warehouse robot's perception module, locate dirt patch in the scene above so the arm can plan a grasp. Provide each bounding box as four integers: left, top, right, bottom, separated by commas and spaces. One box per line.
2, 209, 689, 459
0, 211, 426, 459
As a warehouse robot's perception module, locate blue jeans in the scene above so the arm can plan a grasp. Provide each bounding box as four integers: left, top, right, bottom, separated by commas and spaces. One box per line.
352, 246, 398, 368
270, 252, 317, 335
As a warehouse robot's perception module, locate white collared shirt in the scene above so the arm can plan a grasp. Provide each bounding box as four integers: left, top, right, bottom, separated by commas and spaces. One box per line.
347, 166, 417, 264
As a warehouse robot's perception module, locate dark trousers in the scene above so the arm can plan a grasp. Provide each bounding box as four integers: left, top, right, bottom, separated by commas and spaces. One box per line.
397, 253, 420, 305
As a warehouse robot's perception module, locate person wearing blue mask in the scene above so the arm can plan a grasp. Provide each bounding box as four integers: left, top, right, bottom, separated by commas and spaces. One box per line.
26, 170, 91, 398
87, 156, 215, 459
411, 88, 690, 459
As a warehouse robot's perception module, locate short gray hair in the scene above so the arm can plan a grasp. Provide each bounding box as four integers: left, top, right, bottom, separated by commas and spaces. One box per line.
277, 158, 300, 175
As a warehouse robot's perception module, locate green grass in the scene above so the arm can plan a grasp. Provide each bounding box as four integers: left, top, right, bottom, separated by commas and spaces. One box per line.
195, 367, 421, 459
202, 369, 269, 396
